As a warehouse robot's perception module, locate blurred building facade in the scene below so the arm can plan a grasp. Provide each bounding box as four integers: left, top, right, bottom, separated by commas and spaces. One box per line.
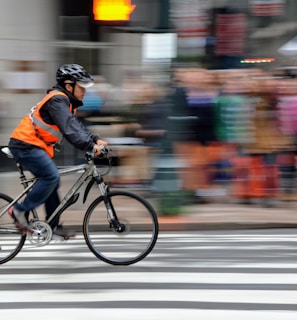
1, 0, 297, 165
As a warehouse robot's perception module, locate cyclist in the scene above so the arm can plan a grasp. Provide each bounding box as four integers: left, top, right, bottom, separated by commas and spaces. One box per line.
7, 64, 107, 239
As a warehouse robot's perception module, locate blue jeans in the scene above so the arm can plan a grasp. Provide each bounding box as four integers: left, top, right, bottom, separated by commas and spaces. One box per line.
10, 147, 61, 227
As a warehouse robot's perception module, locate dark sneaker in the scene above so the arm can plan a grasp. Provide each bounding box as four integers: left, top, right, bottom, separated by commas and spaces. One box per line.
52, 225, 75, 240
8, 206, 29, 231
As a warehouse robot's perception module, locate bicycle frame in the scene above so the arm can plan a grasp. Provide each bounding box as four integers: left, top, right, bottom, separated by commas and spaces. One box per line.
0, 157, 109, 226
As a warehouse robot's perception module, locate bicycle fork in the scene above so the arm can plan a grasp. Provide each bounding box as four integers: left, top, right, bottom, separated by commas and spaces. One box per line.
95, 177, 126, 233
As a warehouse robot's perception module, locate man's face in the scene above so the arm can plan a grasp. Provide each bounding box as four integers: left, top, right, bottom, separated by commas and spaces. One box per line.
73, 84, 86, 101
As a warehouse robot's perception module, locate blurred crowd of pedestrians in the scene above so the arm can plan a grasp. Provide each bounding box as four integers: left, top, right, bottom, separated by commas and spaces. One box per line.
77, 66, 297, 208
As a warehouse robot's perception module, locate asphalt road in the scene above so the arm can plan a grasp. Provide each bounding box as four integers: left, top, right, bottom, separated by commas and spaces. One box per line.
1, 229, 297, 319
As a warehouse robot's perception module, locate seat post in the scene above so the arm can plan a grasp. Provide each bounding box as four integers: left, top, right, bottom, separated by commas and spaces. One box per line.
15, 161, 29, 187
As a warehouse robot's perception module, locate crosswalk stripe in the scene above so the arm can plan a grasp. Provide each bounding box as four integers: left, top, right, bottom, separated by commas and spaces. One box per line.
1, 309, 296, 320
1, 272, 297, 284
1, 289, 297, 304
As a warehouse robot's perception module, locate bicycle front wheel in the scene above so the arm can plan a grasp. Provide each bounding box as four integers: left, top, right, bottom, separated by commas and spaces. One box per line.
0, 193, 26, 264
83, 190, 159, 265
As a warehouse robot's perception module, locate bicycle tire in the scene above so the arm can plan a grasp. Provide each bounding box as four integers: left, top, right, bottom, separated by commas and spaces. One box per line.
83, 190, 159, 265
0, 193, 26, 264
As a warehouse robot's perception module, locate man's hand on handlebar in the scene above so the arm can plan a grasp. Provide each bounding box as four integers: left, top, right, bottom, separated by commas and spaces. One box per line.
93, 139, 108, 157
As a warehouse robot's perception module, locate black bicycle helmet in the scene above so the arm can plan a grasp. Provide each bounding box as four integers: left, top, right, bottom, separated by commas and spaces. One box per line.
56, 64, 94, 88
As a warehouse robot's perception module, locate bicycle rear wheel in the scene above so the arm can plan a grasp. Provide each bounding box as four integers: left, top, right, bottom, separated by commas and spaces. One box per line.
0, 193, 26, 264
83, 190, 159, 265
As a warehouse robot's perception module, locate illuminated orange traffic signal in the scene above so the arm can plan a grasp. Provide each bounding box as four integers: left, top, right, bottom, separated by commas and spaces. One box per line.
93, 0, 136, 22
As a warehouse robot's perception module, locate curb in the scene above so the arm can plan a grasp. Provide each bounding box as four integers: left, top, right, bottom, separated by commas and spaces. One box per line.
157, 215, 297, 231
158, 221, 297, 231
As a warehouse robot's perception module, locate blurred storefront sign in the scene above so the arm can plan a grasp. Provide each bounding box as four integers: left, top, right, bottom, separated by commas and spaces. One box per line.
250, 0, 285, 16
171, 0, 211, 57
142, 33, 177, 61
215, 14, 246, 56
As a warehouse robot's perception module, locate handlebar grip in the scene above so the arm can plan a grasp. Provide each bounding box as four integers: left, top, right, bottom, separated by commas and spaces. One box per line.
98, 144, 110, 156
86, 145, 111, 161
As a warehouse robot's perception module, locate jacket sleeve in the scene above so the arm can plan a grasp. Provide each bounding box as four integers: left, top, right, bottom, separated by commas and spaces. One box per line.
43, 95, 99, 151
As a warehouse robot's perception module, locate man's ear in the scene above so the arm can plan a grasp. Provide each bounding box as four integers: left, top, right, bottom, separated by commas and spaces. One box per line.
65, 83, 73, 93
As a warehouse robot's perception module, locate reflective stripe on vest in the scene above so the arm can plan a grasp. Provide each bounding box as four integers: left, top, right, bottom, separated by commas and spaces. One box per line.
31, 112, 62, 142
29, 91, 74, 143
29, 90, 70, 145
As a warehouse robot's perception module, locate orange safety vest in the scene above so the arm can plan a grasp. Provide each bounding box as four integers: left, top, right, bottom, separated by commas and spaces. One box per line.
10, 90, 73, 158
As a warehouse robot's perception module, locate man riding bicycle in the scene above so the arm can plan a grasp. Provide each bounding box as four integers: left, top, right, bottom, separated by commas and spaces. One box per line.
7, 64, 107, 239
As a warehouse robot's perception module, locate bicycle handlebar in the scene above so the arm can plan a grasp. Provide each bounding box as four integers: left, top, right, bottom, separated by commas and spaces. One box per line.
86, 144, 111, 161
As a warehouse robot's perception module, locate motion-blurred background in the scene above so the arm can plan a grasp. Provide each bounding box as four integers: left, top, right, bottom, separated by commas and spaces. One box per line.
1, 0, 297, 211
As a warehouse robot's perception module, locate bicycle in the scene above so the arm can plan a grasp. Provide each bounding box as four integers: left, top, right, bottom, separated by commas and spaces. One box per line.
0, 146, 159, 265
